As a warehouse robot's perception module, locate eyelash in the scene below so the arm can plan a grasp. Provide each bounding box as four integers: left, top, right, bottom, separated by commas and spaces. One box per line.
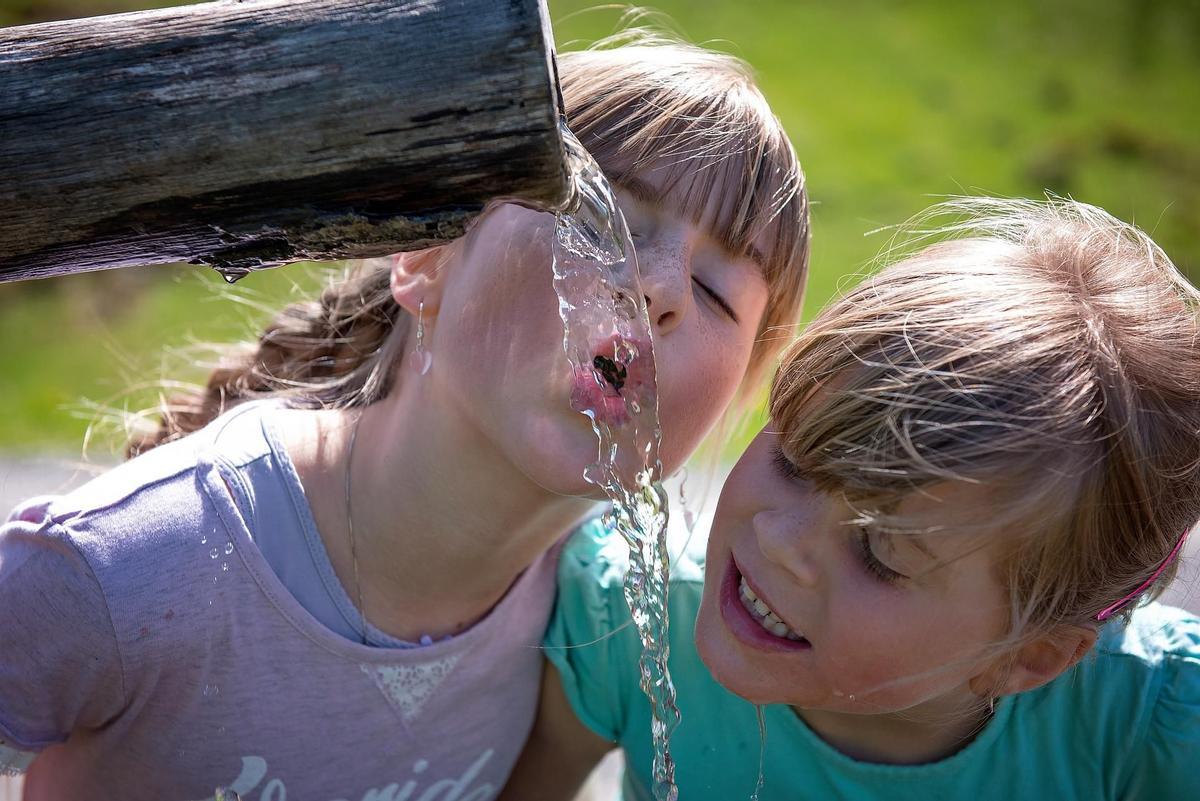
693, 277, 738, 322
771, 444, 805, 481
857, 527, 905, 585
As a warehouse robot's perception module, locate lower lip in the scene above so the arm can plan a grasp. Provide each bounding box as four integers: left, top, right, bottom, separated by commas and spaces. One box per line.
570, 371, 630, 428
720, 558, 812, 653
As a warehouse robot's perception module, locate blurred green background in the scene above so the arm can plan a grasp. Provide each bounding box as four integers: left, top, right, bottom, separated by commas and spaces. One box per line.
1, 0, 1198, 454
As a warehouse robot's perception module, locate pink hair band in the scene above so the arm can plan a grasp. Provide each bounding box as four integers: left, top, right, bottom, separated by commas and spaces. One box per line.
1096, 528, 1191, 621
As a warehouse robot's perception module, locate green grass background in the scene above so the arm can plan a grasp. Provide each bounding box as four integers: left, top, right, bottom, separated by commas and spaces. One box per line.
1, 0, 1197, 453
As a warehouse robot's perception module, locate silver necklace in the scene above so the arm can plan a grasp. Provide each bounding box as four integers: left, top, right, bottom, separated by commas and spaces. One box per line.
345, 409, 369, 645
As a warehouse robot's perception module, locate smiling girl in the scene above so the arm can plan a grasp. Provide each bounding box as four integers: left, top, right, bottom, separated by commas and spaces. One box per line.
509, 197, 1200, 800
0, 38, 808, 800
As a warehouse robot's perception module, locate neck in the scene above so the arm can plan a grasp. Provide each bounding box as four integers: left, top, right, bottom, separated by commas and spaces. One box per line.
293, 389, 596, 643
794, 692, 994, 766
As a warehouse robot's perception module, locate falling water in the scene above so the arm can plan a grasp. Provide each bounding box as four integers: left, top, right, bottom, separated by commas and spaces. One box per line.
751, 704, 767, 801
551, 121, 680, 801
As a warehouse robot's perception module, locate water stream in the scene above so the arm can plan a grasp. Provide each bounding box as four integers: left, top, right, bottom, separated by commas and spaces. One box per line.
551, 122, 681, 801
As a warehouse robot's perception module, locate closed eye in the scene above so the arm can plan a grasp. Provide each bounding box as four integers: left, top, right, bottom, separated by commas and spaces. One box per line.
771, 444, 806, 482
693, 277, 738, 322
857, 527, 908, 585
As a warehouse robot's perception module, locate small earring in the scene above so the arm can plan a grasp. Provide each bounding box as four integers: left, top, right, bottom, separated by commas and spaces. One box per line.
412, 300, 433, 375
677, 468, 697, 532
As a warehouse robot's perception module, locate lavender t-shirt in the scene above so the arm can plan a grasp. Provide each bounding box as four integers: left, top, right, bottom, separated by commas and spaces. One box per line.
0, 402, 561, 801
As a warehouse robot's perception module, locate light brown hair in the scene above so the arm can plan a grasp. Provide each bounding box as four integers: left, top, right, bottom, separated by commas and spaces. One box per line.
771, 196, 1200, 643
126, 32, 809, 456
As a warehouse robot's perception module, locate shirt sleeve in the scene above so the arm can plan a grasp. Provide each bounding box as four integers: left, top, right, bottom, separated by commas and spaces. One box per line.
542, 518, 640, 743
1120, 611, 1200, 799
0, 498, 127, 754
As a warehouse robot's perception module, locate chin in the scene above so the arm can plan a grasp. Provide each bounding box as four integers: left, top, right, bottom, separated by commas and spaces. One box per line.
507, 423, 609, 498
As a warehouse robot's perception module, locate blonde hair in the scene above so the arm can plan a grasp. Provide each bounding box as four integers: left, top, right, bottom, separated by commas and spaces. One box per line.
771, 196, 1200, 646
127, 32, 809, 456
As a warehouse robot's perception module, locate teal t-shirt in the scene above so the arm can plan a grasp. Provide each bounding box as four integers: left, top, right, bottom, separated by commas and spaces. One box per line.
544, 520, 1200, 800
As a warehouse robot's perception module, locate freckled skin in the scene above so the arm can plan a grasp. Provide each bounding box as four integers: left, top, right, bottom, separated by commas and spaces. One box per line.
695, 428, 1011, 723
424, 186, 769, 497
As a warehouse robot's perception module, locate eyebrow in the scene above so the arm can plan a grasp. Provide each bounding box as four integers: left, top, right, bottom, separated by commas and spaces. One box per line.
878, 527, 936, 562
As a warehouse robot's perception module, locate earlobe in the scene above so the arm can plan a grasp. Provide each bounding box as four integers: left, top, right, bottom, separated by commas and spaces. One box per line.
991, 625, 1099, 697
389, 246, 450, 316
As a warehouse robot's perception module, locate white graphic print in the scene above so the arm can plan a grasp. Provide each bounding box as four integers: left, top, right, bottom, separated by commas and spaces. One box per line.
201, 750, 496, 801
0, 740, 34, 775
360, 656, 462, 724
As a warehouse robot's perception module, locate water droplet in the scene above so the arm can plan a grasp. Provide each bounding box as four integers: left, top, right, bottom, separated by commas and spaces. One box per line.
213, 265, 252, 284
212, 576, 219, 584
222, 563, 229, 572
203, 684, 219, 697
218, 726, 226, 735
209, 547, 219, 559
224, 541, 234, 555
583, 464, 605, 486
614, 339, 637, 365
201, 535, 208, 545
629, 400, 641, 414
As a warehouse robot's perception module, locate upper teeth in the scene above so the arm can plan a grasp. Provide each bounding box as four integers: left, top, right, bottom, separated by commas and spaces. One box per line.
739, 576, 804, 641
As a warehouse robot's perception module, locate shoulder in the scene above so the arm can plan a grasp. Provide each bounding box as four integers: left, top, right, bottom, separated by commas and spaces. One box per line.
1096, 601, 1200, 665
557, 516, 633, 595
1070, 603, 1200, 797
12, 401, 282, 565
1054, 602, 1200, 714
1105, 603, 1200, 734
558, 514, 706, 592
552, 515, 706, 657
1111, 603, 1200, 797
1, 405, 283, 643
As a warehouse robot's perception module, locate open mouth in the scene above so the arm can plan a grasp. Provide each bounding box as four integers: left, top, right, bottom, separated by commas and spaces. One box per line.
720, 558, 811, 652
738, 576, 805, 641
569, 334, 652, 427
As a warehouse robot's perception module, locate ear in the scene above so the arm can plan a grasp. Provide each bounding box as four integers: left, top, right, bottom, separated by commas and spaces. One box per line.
972, 624, 1098, 698
390, 245, 451, 316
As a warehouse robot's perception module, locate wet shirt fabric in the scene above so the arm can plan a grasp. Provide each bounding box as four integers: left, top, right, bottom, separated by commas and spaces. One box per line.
0, 401, 561, 801
546, 520, 1200, 801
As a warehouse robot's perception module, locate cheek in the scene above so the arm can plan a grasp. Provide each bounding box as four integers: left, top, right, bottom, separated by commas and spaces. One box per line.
820, 592, 989, 704
654, 332, 753, 462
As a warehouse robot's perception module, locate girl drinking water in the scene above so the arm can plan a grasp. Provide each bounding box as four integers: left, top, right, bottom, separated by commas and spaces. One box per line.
510, 197, 1200, 800
0, 38, 809, 800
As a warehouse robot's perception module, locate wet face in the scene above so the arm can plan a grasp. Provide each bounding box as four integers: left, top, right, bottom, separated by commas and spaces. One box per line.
694, 428, 1011, 714
419, 171, 769, 497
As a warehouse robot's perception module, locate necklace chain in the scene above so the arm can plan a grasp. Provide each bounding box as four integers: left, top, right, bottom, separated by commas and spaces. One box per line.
345, 409, 368, 645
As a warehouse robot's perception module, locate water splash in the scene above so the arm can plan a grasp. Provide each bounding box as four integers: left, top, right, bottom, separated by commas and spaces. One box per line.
552, 121, 680, 801
751, 704, 767, 801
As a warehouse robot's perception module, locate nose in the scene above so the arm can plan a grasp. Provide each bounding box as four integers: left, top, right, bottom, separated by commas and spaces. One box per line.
754, 509, 822, 588
638, 227, 692, 336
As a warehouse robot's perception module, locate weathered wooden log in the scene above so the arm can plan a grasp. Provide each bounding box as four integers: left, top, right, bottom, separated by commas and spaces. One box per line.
0, 0, 570, 283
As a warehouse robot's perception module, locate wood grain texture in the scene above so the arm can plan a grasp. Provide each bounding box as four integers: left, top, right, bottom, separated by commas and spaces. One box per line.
0, 0, 569, 282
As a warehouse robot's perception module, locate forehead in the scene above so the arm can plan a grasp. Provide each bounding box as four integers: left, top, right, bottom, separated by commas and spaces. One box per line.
614, 163, 771, 270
